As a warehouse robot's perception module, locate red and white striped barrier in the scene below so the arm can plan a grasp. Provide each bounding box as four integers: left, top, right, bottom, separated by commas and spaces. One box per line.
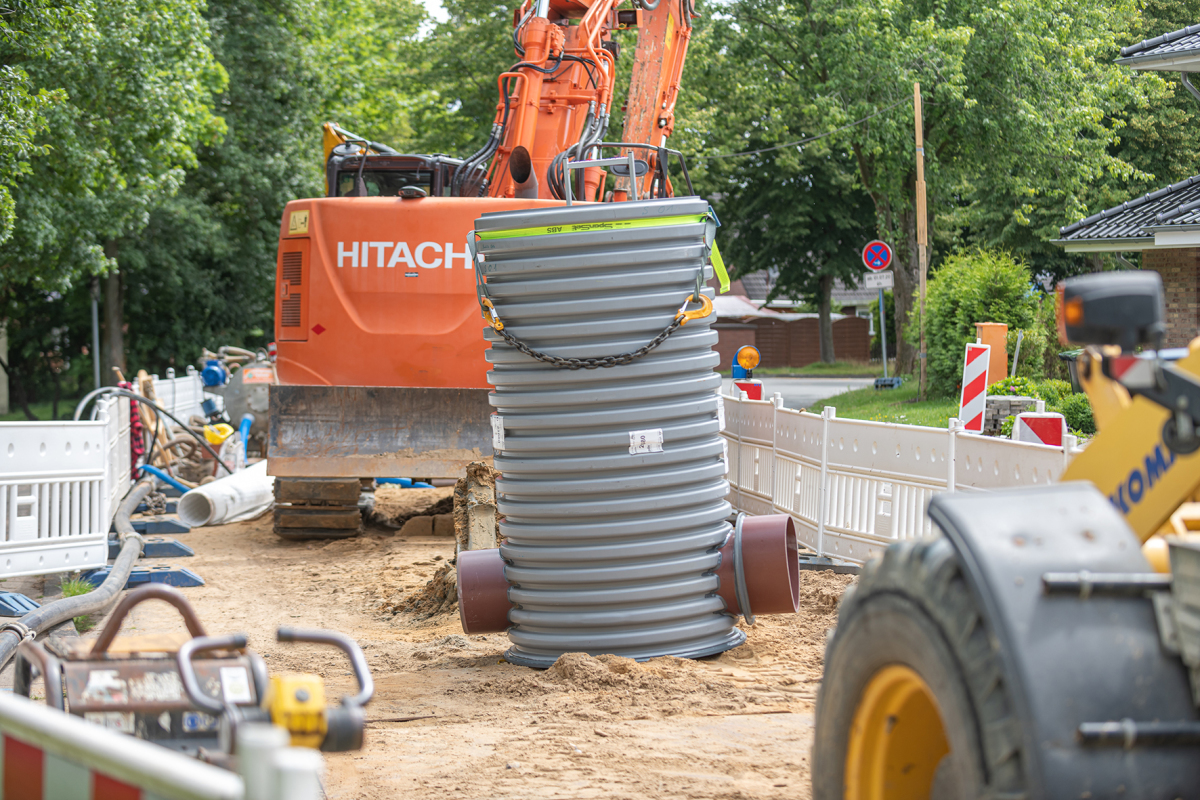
1014, 412, 1067, 447
958, 343, 991, 433
0, 690, 321, 800
733, 379, 763, 401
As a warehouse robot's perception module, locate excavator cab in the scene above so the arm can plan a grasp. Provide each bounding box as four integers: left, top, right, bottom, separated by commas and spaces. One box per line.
325, 146, 468, 199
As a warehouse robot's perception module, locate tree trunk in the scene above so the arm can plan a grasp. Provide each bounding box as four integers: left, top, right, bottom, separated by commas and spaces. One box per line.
0, 355, 38, 420
102, 250, 125, 385
50, 364, 60, 420
892, 206, 919, 374
818, 273, 835, 364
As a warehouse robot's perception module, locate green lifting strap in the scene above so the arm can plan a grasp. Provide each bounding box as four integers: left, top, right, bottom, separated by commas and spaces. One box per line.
710, 241, 730, 295
474, 212, 731, 294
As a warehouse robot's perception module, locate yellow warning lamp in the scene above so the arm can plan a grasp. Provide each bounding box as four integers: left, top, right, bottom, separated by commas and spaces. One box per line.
736, 345, 761, 372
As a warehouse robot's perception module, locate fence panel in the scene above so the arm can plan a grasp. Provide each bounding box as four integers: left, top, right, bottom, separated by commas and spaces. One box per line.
0, 412, 111, 579
151, 368, 206, 422
0, 392, 135, 579
721, 390, 1080, 565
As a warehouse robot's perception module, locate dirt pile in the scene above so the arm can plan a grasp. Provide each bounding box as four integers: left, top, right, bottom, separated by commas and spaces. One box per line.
91, 511, 859, 800
472, 652, 748, 719
368, 485, 454, 528
378, 559, 458, 620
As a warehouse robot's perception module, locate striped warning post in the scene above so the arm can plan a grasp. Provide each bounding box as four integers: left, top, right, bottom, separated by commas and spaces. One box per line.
958, 343, 991, 433
1014, 412, 1066, 447
0, 691, 242, 800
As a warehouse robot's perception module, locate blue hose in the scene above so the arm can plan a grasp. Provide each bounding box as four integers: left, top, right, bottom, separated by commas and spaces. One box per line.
137, 465, 191, 495
239, 413, 254, 462
375, 478, 435, 489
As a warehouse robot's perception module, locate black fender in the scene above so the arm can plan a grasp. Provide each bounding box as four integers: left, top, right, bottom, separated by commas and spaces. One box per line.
928, 482, 1200, 799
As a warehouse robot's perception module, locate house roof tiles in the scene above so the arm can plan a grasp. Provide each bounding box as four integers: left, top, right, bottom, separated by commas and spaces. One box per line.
1056, 175, 1200, 244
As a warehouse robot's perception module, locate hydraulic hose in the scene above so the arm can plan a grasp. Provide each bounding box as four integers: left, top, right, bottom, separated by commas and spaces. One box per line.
138, 464, 192, 495
0, 479, 154, 669
75, 387, 234, 475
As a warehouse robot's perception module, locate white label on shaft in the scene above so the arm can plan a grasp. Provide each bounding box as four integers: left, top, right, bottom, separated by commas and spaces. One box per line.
220, 667, 253, 704
722, 439, 730, 475
629, 428, 664, 455
716, 395, 726, 431
491, 415, 505, 450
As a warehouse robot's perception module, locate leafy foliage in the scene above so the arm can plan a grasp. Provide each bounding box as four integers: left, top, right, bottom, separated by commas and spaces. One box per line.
988, 375, 1094, 436
1005, 296, 1071, 383
918, 249, 1037, 397
677, 0, 1155, 370
1058, 392, 1096, 435
0, 0, 227, 290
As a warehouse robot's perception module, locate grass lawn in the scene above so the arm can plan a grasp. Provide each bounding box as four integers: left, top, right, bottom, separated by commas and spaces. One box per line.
0, 398, 85, 422
721, 360, 892, 378
809, 379, 961, 428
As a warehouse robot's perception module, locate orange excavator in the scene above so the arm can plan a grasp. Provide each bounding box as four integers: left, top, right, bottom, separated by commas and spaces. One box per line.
267, 0, 699, 538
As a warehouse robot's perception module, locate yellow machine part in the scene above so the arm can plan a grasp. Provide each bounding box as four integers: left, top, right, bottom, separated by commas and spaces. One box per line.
844, 665, 950, 799
203, 423, 234, 445
265, 673, 328, 749
1063, 339, 1200, 542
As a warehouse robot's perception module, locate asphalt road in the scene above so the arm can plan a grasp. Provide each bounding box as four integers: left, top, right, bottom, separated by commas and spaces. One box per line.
723, 376, 876, 411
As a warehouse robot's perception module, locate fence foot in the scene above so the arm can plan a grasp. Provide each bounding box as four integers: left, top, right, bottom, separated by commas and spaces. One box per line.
107, 537, 194, 560
798, 553, 862, 575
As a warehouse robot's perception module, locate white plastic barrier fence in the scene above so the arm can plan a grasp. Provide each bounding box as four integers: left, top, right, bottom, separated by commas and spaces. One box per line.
0, 396, 125, 579
151, 367, 206, 422
0, 371, 204, 580
722, 391, 1080, 565
0, 691, 321, 799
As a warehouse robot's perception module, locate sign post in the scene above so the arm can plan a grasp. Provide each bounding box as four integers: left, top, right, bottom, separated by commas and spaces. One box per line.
862, 242, 899, 389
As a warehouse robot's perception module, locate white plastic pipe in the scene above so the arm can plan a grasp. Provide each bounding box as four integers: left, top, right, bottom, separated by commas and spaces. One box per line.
177, 460, 274, 528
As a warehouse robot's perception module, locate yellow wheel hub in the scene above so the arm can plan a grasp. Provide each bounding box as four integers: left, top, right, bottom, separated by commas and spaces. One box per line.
845, 664, 951, 800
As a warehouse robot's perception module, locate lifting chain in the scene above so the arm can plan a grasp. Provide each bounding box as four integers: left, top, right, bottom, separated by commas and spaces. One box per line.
485, 293, 712, 371
145, 491, 168, 516
496, 315, 683, 370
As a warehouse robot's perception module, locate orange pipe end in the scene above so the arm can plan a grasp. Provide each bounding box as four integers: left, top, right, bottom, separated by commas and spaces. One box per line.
716, 514, 800, 617
457, 548, 514, 634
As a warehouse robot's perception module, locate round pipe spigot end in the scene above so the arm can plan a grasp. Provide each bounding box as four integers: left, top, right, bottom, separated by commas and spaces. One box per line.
457, 548, 514, 634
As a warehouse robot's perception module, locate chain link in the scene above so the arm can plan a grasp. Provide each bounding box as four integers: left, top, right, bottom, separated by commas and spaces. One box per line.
145, 491, 168, 516
496, 316, 684, 370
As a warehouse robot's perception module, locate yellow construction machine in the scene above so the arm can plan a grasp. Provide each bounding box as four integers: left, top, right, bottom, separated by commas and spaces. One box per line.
813, 271, 1200, 798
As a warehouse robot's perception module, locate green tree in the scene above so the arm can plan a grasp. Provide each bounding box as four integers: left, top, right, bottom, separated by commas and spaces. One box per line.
682, 0, 1150, 375
0, 0, 226, 384
1104, 0, 1200, 235
713, 148, 876, 363
0, 0, 87, 244
118, 0, 330, 372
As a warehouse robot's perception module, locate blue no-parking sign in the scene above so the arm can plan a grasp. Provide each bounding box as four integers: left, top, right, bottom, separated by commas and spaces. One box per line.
862, 240, 892, 271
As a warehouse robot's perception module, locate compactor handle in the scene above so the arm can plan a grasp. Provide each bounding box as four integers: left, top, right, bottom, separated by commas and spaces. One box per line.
176, 633, 250, 715
90, 585, 208, 657
14, 640, 63, 710
277, 627, 375, 708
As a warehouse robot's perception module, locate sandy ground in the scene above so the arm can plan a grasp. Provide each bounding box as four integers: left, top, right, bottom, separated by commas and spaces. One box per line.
63, 487, 854, 800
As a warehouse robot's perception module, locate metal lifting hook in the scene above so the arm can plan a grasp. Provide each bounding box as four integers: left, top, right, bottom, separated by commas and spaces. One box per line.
675, 293, 713, 326
480, 297, 504, 331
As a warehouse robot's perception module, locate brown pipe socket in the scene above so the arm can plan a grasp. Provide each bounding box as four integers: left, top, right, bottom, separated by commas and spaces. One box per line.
457, 548, 515, 634
716, 514, 800, 618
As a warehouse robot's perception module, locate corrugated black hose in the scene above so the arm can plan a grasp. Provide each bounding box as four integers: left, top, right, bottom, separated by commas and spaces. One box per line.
0, 479, 154, 669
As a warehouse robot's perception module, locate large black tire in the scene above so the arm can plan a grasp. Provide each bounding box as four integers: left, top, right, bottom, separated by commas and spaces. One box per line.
813, 537, 1027, 800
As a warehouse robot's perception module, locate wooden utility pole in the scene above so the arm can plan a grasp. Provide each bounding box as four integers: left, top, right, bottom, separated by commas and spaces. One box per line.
914, 83, 928, 400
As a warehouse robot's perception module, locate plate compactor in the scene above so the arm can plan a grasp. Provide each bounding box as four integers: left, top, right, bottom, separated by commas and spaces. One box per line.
814, 271, 1200, 798
13, 585, 374, 769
